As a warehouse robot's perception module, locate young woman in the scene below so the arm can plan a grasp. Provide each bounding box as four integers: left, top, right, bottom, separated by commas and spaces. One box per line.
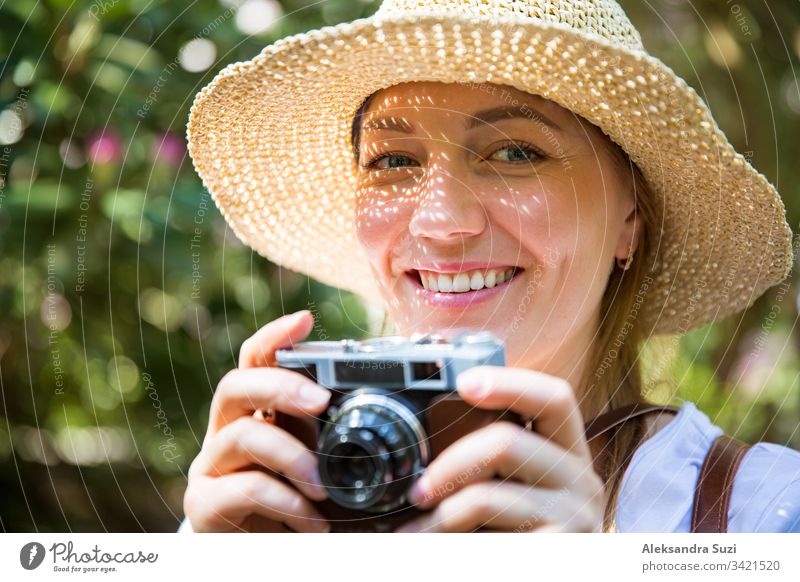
180, 0, 800, 532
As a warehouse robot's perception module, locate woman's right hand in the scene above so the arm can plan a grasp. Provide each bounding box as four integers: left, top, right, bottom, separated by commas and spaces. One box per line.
183, 310, 332, 532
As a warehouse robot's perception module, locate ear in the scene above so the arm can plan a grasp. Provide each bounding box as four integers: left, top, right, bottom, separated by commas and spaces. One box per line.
614, 188, 642, 263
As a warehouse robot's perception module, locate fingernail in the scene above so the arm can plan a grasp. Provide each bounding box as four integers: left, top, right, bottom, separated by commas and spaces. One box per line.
458, 372, 489, 399
408, 475, 429, 505
308, 467, 324, 488
298, 382, 330, 408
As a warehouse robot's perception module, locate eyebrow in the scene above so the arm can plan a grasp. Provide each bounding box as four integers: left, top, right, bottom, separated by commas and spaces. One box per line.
360, 104, 563, 134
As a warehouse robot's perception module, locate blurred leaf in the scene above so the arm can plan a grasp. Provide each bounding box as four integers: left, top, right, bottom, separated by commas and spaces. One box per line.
1, 0, 45, 24
100, 188, 145, 221
8, 180, 74, 211
95, 34, 163, 73
31, 81, 74, 115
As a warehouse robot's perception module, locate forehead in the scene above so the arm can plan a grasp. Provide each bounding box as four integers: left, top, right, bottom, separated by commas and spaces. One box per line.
362, 81, 574, 124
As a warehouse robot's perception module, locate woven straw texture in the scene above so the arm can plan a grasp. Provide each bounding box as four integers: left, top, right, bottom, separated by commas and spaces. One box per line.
187, 0, 794, 337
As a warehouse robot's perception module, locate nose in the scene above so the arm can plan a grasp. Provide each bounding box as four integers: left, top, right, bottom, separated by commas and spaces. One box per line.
408, 167, 486, 241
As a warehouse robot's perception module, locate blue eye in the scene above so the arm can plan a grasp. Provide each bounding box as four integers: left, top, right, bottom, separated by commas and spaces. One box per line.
361, 153, 419, 170
489, 141, 544, 163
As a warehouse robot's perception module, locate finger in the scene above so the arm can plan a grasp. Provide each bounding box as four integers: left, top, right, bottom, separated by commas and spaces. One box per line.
185, 471, 330, 533
410, 422, 599, 508
239, 310, 314, 369
193, 416, 327, 501
397, 480, 599, 533
456, 366, 589, 458
208, 367, 330, 436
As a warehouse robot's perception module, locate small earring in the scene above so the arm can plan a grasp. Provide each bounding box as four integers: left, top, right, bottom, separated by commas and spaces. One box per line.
616, 245, 634, 271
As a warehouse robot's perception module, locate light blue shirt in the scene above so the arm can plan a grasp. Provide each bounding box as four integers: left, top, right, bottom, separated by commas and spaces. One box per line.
178, 400, 800, 533
617, 400, 800, 532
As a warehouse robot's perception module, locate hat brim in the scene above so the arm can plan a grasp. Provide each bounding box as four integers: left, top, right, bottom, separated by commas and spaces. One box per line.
187, 12, 793, 337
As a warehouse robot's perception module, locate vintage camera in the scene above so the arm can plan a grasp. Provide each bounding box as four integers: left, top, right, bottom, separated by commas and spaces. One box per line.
274, 330, 524, 532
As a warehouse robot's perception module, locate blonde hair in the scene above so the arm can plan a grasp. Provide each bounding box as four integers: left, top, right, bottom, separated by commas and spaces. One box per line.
353, 91, 667, 533
577, 139, 663, 532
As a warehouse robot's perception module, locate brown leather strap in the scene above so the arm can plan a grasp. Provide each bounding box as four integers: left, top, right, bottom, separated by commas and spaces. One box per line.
691, 434, 751, 533
583, 402, 680, 442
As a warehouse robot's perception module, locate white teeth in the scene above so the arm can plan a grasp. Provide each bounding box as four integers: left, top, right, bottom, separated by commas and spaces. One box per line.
452, 273, 470, 292
470, 271, 484, 290
417, 268, 518, 293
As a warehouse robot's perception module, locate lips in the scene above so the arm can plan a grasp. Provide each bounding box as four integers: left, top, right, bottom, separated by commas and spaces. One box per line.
403, 265, 524, 308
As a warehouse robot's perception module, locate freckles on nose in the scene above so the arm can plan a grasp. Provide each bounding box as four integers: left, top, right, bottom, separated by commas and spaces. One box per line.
408, 174, 487, 239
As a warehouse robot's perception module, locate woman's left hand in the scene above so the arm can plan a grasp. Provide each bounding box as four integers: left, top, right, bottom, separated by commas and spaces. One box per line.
395, 366, 605, 532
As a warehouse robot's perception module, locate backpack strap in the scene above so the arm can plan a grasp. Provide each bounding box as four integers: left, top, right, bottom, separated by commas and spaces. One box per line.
691, 434, 752, 533
583, 402, 680, 442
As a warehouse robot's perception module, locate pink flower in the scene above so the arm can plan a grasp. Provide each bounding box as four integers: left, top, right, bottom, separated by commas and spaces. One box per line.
151, 132, 186, 166
86, 130, 123, 165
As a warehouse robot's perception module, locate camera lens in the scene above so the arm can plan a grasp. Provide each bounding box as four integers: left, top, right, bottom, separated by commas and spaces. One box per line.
317, 392, 428, 512
325, 440, 383, 498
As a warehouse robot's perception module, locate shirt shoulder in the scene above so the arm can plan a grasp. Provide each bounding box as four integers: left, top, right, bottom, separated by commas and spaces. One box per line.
729, 442, 800, 532
616, 400, 800, 533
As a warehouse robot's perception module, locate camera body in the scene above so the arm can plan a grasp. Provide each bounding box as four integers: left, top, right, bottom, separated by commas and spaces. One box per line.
274, 330, 523, 532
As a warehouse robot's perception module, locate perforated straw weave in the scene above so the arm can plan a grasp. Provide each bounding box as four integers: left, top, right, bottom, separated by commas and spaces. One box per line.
186, 0, 794, 337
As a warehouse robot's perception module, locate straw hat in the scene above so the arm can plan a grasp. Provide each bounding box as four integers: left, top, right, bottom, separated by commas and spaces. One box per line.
186, 0, 794, 337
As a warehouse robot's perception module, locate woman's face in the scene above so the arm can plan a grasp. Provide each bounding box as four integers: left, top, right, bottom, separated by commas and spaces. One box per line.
354, 81, 640, 383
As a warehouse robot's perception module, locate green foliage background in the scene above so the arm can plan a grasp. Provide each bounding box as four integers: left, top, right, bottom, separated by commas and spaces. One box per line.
0, 0, 798, 532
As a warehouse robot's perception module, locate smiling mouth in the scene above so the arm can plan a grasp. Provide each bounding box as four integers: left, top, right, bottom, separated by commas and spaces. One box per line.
407, 267, 524, 293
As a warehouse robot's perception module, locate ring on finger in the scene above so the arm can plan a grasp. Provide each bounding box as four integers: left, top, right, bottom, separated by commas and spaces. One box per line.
253, 407, 275, 424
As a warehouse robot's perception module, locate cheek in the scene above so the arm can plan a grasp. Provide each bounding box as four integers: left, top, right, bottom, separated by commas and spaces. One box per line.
484, 185, 578, 263
354, 187, 412, 271
495, 174, 615, 255
487, 184, 611, 301
548, 195, 619, 304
